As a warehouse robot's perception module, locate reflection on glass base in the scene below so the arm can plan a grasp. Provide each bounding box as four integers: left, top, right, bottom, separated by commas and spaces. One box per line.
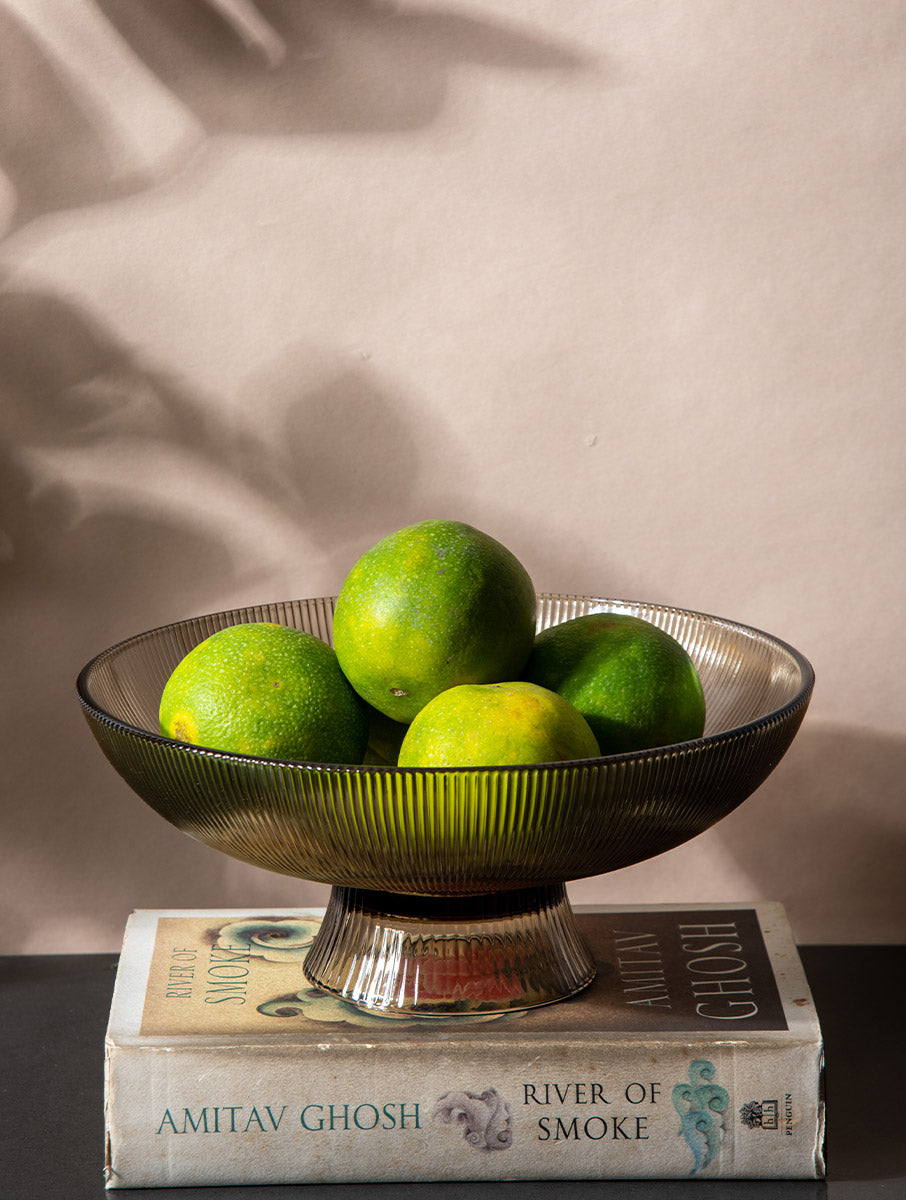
303, 883, 596, 1017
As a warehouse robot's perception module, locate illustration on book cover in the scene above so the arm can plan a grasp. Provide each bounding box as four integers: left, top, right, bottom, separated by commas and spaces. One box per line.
107, 906, 824, 1185
141, 909, 790, 1036
135, 910, 811, 1178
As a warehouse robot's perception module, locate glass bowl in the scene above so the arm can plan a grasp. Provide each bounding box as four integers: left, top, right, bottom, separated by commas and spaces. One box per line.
76, 595, 813, 1017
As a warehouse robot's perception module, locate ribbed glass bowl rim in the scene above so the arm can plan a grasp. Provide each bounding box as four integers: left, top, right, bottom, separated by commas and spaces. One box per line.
75, 594, 815, 774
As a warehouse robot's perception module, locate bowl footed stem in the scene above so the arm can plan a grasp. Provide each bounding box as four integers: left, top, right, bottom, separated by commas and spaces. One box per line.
303, 882, 596, 1016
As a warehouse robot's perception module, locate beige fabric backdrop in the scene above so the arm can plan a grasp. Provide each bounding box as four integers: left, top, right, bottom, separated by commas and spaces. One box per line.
1, 0, 904, 952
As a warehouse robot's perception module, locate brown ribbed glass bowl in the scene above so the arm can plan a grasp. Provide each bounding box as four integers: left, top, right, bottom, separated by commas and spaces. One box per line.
77, 595, 813, 1016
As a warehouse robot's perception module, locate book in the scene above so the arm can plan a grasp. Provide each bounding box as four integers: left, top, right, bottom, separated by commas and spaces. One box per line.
105, 902, 825, 1187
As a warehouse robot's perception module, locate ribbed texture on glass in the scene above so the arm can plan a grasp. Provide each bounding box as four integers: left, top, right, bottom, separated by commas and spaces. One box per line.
304, 884, 595, 1014
77, 595, 814, 894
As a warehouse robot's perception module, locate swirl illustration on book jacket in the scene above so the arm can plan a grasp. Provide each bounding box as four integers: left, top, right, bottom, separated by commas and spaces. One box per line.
433, 1088, 513, 1151
671, 1059, 730, 1174
214, 918, 318, 962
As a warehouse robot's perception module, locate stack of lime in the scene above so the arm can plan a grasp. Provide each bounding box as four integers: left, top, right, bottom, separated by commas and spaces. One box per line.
159, 519, 705, 767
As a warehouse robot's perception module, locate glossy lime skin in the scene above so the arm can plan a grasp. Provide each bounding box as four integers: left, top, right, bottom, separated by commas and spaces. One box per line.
526, 613, 706, 755
332, 520, 537, 723
159, 622, 369, 763
397, 681, 600, 768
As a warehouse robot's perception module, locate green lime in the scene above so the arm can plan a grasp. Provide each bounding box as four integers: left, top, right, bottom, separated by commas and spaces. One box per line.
397, 680, 600, 768
332, 520, 537, 723
159, 621, 369, 763
526, 613, 706, 754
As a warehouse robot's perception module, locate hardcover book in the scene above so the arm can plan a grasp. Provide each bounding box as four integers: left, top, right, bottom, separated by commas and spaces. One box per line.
105, 902, 825, 1187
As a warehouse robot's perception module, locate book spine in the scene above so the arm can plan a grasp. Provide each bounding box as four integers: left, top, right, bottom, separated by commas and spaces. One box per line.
105, 1037, 825, 1186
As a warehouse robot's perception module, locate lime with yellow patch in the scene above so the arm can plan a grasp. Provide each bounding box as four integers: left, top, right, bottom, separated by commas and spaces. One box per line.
159, 621, 369, 763
332, 520, 537, 724
526, 613, 705, 755
397, 680, 600, 768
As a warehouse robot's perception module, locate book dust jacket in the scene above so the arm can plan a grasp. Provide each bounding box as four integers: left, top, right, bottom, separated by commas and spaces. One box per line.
105, 903, 825, 1186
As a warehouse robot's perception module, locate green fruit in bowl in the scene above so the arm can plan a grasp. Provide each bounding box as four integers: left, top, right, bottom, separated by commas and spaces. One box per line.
397, 680, 600, 768
526, 613, 706, 755
332, 520, 537, 724
159, 621, 369, 763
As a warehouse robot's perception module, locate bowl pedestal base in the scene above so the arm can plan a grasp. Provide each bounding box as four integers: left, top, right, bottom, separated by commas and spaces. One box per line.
303, 882, 596, 1017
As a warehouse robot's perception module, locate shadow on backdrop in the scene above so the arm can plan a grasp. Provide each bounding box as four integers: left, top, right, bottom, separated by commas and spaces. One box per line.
0, 285, 458, 946
566, 719, 906, 947
0, 306, 623, 952
98, 0, 592, 134
237, 340, 471, 577
0, 0, 592, 233
0, 287, 456, 584
0, 3, 630, 953
709, 723, 906, 943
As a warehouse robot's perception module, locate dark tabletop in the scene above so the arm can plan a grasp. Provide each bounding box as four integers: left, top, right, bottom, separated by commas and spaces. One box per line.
2, 946, 904, 1200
